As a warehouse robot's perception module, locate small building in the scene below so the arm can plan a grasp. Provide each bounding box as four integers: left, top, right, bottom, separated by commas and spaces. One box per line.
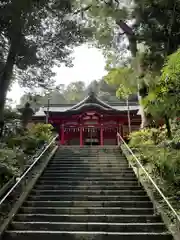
33, 91, 140, 145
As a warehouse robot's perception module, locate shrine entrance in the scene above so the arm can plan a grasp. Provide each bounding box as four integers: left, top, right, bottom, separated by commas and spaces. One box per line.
84, 127, 100, 146
61, 125, 118, 146
45, 91, 140, 146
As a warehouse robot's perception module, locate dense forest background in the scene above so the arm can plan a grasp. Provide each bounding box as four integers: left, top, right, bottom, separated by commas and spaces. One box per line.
18, 79, 138, 109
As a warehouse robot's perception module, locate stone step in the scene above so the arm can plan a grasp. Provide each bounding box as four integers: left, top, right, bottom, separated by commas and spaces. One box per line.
3, 147, 172, 240
45, 164, 129, 171
10, 222, 166, 233
15, 214, 161, 223
41, 172, 135, 177
37, 178, 137, 183
41, 172, 135, 176
36, 176, 138, 181
23, 200, 153, 208
51, 159, 128, 163
19, 206, 154, 215
35, 182, 139, 188
48, 162, 128, 166
4, 231, 173, 240
43, 168, 133, 172
27, 194, 149, 201
31, 189, 147, 196
34, 186, 142, 191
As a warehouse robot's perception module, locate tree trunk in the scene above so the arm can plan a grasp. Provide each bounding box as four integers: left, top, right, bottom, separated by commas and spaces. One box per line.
0, 43, 16, 137
138, 81, 151, 128
164, 115, 172, 139
116, 20, 150, 128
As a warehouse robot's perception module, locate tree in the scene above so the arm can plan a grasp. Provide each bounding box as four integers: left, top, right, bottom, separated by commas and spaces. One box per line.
18, 78, 120, 108
144, 48, 180, 138
64, 81, 86, 103
74, 0, 180, 128
105, 67, 136, 98
0, 0, 88, 135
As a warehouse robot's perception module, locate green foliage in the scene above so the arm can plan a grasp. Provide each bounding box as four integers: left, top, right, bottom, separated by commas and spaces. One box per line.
19, 79, 120, 107
105, 67, 137, 99
7, 123, 53, 154
76, 0, 180, 129
29, 123, 54, 143
0, 122, 54, 187
0, 146, 25, 186
161, 49, 180, 99
7, 135, 39, 155
4, 108, 19, 122
128, 125, 180, 187
143, 48, 180, 123
0, 0, 89, 123
129, 129, 154, 147
64, 81, 86, 103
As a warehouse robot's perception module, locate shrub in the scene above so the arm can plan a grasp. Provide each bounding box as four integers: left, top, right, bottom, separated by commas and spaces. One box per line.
128, 127, 180, 189
129, 129, 154, 148
0, 147, 25, 186
29, 123, 54, 143
0, 123, 54, 187
6, 123, 54, 155
7, 135, 39, 154
129, 127, 168, 149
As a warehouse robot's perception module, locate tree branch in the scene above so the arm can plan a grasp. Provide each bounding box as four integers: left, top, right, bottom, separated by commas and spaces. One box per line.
116, 20, 134, 36
73, 4, 92, 15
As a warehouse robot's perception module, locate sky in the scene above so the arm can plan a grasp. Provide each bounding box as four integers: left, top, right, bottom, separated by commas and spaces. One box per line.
7, 44, 107, 105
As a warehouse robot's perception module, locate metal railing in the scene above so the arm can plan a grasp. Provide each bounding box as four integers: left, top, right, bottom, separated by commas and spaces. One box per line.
0, 135, 58, 223
117, 132, 180, 237
0, 140, 52, 202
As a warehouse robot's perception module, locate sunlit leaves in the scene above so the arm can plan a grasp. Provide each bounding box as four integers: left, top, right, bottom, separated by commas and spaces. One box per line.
144, 48, 180, 120
161, 49, 180, 87
74, 0, 130, 51
105, 67, 137, 98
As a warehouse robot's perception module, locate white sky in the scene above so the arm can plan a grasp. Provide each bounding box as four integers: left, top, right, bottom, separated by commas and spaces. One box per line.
8, 44, 107, 105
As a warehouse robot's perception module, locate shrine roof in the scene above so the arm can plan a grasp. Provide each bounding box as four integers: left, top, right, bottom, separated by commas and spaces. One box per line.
34, 92, 139, 117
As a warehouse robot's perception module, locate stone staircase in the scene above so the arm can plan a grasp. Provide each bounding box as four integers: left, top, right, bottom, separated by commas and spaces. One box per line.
3, 146, 173, 240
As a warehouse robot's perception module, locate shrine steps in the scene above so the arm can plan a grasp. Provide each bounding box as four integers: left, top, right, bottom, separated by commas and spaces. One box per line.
3, 146, 173, 240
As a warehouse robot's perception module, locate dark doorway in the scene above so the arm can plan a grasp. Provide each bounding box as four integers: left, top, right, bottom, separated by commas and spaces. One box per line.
85, 140, 99, 146
84, 127, 100, 146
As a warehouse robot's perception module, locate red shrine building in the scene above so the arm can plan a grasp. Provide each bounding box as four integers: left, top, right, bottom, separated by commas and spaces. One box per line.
33, 92, 140, 145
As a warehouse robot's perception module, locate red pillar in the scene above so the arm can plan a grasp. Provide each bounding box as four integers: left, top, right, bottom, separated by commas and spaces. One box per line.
61, 124, 65, 145
100, 125, 104, 146
80, 125, 83, 146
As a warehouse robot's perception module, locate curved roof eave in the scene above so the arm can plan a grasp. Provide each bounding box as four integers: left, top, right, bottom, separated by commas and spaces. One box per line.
44, 109, 139, 117
68, 92, 116, 111
66, 103, 112, 112
68, 95, 90, 110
